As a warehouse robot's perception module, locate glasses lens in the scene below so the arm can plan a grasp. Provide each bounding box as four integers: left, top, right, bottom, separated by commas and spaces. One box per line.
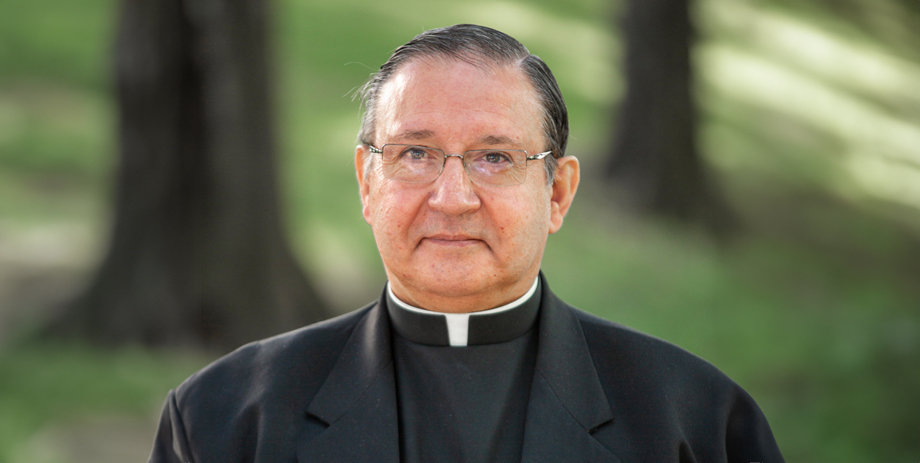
466, 150, 527, 186
381, 145, 443, 183
377, 145, 530, 186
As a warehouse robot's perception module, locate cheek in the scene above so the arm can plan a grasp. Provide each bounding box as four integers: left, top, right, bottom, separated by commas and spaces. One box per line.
486, 191, 551, 244
368, 183, 422, 241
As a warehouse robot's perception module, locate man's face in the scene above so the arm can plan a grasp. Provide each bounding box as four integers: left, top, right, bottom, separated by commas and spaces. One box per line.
356, 57, 578, 313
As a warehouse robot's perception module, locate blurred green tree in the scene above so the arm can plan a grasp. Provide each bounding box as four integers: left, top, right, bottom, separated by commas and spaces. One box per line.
48, 0, 329, 351
605, 0, 731, 233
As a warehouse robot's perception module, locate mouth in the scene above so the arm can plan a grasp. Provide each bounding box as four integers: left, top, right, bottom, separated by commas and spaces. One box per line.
422, 234, 483, 247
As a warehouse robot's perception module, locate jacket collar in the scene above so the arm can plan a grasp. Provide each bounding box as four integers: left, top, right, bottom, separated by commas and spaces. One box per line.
297, 296, 400, 462
521, 276, 619, 462
531, 277, 614, 431
298, 274, 620, 463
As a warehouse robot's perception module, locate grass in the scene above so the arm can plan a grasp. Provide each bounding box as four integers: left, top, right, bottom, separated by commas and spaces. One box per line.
0, 342, 210, 461
1, 0, 919, 461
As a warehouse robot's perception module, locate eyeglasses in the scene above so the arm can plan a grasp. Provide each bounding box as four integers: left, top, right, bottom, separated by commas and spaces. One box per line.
367, 144, 552, 187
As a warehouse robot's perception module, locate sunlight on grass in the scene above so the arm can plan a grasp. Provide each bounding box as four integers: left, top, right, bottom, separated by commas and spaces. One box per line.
703, 0, 920, 110
698, 0, 920, 210
0, 83, 113, 176
0, 343, 212, 462
846, 156, 920, 211
702, 45, 920, 164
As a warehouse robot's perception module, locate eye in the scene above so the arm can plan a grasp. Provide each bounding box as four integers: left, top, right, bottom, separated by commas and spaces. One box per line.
481, 151, 513, 164
401, 146, 431, 161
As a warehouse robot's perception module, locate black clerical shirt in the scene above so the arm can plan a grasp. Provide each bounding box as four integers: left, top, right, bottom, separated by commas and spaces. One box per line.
386, 280, 541, 463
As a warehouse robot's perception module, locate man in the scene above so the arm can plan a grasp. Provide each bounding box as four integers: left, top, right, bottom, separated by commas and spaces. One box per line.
149, 24, 783, 462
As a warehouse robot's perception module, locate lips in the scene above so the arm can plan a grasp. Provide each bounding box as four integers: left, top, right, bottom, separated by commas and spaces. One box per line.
422, 234, 483, 247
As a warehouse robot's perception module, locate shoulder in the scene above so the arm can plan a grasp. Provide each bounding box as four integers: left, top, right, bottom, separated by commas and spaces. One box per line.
150, 304, 379, 461
571, 305, 733, 391
173, 303, 373, 415
565, 304, 783, 461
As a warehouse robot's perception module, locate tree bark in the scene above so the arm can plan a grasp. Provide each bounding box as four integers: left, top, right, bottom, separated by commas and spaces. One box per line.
49, 0, 329, 351
605, 0, 731, 231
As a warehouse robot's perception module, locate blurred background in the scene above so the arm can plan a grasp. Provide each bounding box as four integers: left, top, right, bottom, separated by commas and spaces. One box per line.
1, 0, 918, 461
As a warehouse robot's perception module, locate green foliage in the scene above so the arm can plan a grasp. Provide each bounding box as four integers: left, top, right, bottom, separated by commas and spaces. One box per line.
0, 0, 118, 89
0, 342, 209, 461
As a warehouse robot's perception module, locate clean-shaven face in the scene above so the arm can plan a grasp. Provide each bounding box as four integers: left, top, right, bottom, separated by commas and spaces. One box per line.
356, 57, 576, 313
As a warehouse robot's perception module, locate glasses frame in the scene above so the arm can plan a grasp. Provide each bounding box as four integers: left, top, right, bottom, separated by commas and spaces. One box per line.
366, 143, 553, 187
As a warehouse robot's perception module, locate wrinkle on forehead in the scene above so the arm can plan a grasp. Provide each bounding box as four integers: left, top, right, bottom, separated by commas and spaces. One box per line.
392, 132, 521, 148
394, 129, 436, 142
374, 57, 542, 147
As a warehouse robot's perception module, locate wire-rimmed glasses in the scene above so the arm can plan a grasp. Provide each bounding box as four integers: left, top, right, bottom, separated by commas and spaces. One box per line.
367, 144, 552, 187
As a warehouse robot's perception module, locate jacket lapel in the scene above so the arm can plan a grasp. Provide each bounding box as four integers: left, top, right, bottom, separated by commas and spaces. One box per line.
521, 277, 622, 463
296, 300, 400, 463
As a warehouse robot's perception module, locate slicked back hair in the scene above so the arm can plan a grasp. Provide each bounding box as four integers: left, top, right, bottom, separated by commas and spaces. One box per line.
356, 24, 568, 185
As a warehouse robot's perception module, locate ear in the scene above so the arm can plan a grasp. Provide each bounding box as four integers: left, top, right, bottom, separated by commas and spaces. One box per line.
548, 156, 579, 234
355, 145, 373, 225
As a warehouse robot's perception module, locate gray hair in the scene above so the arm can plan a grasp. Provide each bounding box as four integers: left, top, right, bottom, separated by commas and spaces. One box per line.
356, 24, 568, 185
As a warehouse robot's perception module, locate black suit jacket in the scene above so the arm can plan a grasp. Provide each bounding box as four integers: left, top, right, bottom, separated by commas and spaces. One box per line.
149, 276, 784, 462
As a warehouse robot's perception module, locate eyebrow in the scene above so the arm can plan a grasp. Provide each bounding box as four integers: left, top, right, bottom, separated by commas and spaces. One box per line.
477, 135, 517, 146
393, 130, 435, 141
391, 131, 518, 147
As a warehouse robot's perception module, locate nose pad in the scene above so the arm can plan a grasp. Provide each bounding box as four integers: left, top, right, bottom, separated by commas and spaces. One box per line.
439, 154, 468, 183
443, 153, 465, 170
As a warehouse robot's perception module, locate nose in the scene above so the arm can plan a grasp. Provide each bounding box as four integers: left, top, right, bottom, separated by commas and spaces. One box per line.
428, 156, 481, 216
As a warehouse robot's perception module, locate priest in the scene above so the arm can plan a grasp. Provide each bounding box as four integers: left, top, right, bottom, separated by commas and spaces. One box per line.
148, 24, 784, 462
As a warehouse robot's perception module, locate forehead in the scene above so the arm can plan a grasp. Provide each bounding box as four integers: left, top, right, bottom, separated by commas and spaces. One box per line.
375, 57, 543, 147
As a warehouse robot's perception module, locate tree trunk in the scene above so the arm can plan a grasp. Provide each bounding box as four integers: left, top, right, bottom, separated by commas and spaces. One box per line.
605, 0, 731, 231
49, 0, 329, 351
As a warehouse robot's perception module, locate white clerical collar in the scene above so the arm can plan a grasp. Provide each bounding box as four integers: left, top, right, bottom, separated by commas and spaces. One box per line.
386, 278, 540, 347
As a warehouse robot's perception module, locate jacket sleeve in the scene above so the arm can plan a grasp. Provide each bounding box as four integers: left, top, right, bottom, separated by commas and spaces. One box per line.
725, 387, 785, 463
148, 390, 195, 463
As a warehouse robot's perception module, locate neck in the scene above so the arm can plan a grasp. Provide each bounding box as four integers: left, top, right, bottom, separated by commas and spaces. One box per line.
388, 278, 539, 315
388, 273, 540, 314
